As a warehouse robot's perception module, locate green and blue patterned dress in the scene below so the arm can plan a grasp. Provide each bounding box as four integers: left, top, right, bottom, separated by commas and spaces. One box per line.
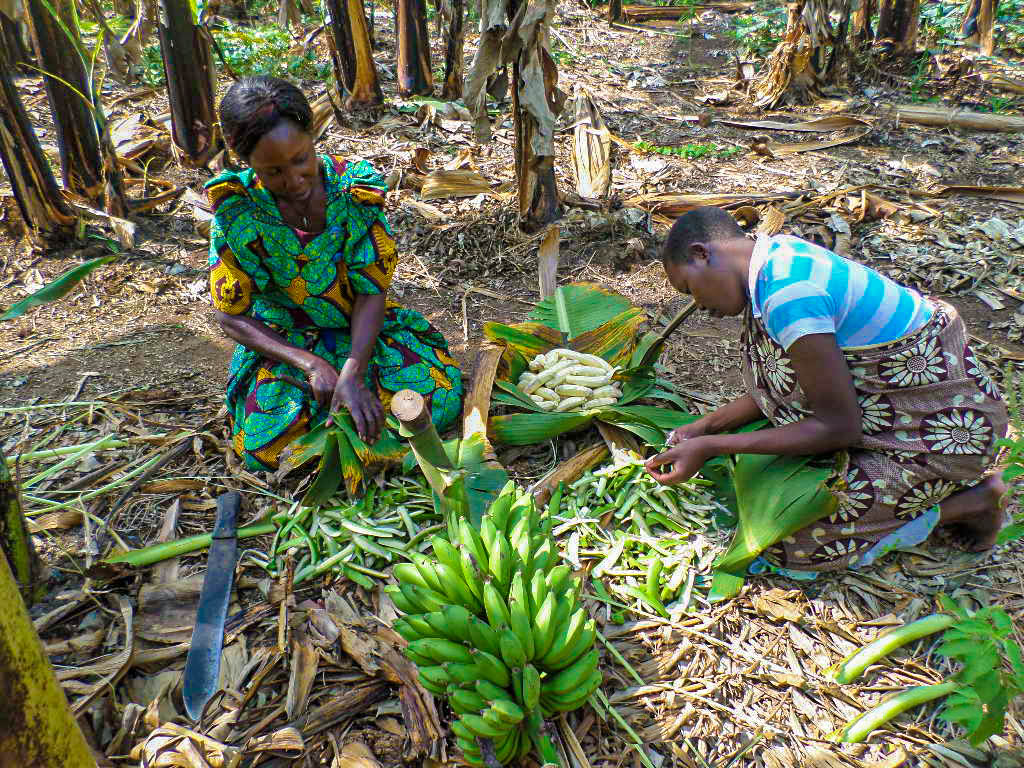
207, 155, 463, 470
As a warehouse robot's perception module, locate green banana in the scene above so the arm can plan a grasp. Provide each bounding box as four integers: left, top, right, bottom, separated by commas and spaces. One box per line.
434, 561, 483, 612
516, 725, 533, 760
447, 661, 483, 685
540, 668, 601, 712
409, 637, 474, 665
384, 585, 416, 614
423, 611, 454, 641
393, 562, 431, 591
451, 718, 476, 743
461, 713, 511, 740
442, 604, 474, 642
489, 495, 515, 534
458, 547, 485, 603
511, 666, 525, 705
531, 538, 555, 573
509, 517, 532, 572
480, 516, 499, 557
451, 689, 488, 715
529, 569, 549, 619
544, 618, 596, 671
495, 727, 521, 764
498, 626, 527, 670
542, 649, 599, 697
472, 649, 512, 688
400, 582, 447, 613
487, 534, 512, 594
418, 665, 451, 688
507, 596, 535, 660
482, 580, 511, 629
419, 676, 447, 697
393, 618, 419, 643
458, 519, 488, 571
541, 606, 587, 668
409, 552, 446, 594
488, 483, 515, 525
531, 591, 558, 659
468, 617, 503, 658
487, 698, 525, 725
404, 614, 435, 638
521, 664, 541, 712
545, 564, 571, 597
431, 535, 463, 574
475, 679, 510, 703
404, 646, 434, 667
455, 735, 481, 757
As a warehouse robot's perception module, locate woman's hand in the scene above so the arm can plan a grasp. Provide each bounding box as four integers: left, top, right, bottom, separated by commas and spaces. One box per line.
666, 419, 709, 446
303, 355, 339, 409
645, 437, 715, 485
330, 371, 385, 442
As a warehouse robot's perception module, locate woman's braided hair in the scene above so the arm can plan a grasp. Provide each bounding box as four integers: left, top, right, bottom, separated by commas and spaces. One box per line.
219, 76, 313, 159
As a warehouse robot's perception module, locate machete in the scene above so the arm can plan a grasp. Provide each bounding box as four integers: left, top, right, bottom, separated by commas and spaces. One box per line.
182, 491, 240, 721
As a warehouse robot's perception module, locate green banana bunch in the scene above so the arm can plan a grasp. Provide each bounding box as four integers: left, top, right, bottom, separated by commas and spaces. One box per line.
389, 482, 601, 766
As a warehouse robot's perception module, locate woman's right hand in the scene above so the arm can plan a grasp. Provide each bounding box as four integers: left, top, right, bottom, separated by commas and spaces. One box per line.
303, 356, 339, 409
666, 419, 709, 446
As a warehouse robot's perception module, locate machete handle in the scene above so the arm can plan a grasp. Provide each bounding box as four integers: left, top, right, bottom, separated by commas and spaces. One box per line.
212, 492, 241, 539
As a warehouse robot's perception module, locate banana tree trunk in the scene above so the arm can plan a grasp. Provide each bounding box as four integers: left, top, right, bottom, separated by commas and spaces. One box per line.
157, 0, 220, 167
391, 389, 452, 501
607, 0, 621, 22
876, 0, 920, 53
25, 0, 105, 203
324, 0, 384, 108
278, 0, 302, 28
850, 0, 875, 46
0, 446, 44, 606
396, 0, 433, 96
440, 0, 465, 100
1, 10, 31, 68
509, 0, 563, 234
0, 43, 76, 242
960, 0, 998, 55
0, 550, 96, 767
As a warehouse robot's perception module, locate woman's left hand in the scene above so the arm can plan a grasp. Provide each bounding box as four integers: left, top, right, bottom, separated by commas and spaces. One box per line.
329, 371, 384, 442
645, 437, 716, 485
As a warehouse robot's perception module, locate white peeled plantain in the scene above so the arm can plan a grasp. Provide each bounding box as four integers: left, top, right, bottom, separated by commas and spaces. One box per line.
516, 348, 619, 412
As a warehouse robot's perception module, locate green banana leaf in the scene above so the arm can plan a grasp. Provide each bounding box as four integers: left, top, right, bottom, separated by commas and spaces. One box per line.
301, 434, 342, 507
604, 404, 698, 431
279, 422, 332, 474
493, 380, 544, 411
490, 411, 593, 445
1, 256, 115, 321
568, 307, 645, 366
527, 282, 632, 338
709, 452, 839, 602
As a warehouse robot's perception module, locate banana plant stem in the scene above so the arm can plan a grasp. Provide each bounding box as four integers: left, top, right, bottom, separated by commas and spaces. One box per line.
104, 522, 275, 567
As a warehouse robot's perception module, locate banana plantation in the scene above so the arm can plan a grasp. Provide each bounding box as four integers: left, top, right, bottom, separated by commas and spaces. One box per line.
2, 0, 1024, 765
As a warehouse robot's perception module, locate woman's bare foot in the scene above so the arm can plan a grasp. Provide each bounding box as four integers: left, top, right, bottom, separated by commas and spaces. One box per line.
937, 475, 1007, 552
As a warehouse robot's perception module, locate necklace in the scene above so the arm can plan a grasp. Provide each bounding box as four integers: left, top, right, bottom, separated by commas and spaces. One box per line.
303, 214, 310, 229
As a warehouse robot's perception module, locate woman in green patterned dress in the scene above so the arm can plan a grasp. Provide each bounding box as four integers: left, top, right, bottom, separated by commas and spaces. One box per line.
207, 76, 463, 470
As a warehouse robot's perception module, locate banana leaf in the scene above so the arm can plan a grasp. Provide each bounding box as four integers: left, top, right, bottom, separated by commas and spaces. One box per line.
490, 411, 592, 445
528, 282, 632, 338
709, 452, 839, 602
568, 307, 645, 366
279, 423, 332, 474
1, 256, 115, 321
493, 380, 544, 411
301, 435, 342, 506
605, 405, 699, 431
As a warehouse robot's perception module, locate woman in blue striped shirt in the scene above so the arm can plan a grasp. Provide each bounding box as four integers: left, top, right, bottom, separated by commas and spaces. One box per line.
646, 206, 1009, 575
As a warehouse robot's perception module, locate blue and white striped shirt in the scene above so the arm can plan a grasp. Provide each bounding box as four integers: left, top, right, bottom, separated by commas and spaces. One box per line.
749, 235, 933, 350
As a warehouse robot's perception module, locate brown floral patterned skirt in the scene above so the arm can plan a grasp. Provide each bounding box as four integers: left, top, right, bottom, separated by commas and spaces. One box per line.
741, 300, 1008, 572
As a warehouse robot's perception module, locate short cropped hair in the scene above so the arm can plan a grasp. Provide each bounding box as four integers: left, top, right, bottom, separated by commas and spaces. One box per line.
662, 206, 745, 263
218, 76, 313, 159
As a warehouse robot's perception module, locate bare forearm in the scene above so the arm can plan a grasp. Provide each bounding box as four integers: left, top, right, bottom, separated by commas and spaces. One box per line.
705, 417, 859, 458
343, 293, 386, 377
699, 394, 763, 434
216, 312, 320, 373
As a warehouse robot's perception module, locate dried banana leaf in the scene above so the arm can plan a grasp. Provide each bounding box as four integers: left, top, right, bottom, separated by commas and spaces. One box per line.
888, 104, 1024, 132
420, 169, 490, 200
572, 86, 611, 199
